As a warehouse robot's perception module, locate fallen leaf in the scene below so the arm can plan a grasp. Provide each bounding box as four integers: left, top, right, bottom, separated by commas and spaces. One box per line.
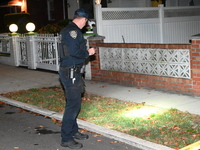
164, 142, 168, 145
110, 141, 119, 144
98, 109, 104, 112
192, 134, 200, 138
79, 128, 87, 133
100, 85, 107, 88
82, 97, 86, 101
18, 108, 27, 113
93, 134, 102, 137
79, 117, 86, 121
0, 101, 6, 105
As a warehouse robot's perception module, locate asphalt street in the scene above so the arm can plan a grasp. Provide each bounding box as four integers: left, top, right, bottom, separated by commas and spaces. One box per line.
0, 102, 142, 150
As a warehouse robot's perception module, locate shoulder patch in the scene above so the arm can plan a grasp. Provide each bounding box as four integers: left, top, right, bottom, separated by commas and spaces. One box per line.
69, 30, 78, 39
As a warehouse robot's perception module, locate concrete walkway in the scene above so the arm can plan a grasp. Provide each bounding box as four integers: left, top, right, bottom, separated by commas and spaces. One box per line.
0, 64, 199, 150
85, 81, 200, 115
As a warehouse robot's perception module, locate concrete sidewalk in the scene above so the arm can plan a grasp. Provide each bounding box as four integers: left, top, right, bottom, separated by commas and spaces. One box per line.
1, 64, 199, 115
0, 64, 199, 150
85, 81, 200, 115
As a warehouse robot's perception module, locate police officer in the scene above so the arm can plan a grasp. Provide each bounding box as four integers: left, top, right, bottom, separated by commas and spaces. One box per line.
59, 8, 96, 149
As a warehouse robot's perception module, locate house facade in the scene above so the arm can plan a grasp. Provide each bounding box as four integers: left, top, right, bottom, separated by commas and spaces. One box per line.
105, 0, 200, 7
0, 0, 67, 32
1, 0, 200, 33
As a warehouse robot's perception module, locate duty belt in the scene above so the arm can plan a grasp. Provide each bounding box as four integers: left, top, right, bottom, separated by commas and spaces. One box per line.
60, 66, 85, 84
60, 66, 84, 74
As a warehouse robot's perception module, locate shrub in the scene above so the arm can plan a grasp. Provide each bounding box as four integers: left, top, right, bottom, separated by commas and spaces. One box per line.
37, 19, 71, 34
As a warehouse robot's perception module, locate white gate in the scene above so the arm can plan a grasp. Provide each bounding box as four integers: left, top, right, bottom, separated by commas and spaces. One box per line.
34, 35, 60, 71
14, 34, 60, 71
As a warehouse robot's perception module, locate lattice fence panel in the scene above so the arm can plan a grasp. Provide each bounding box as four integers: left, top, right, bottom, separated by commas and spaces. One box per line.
164, 8, 200, 17
102, 10, 158, 20
99, 47, 190, 79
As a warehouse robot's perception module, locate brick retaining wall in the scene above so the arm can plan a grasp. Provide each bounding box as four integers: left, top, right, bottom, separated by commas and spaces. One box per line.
88, 35, 200, 96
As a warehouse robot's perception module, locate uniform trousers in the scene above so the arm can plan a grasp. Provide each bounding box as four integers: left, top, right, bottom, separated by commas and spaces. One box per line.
59, 69, 84, 142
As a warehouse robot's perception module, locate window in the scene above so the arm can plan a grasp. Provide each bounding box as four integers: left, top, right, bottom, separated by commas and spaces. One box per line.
47, 0, 55, 21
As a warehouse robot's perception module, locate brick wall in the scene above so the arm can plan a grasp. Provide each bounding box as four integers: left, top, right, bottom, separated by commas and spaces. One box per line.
88, 35, 200, 96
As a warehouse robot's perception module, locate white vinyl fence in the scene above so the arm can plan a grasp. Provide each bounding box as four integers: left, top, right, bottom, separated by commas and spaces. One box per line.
94, 4, 200, 44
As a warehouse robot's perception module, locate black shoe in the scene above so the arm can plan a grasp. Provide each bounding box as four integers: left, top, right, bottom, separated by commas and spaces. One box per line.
74, 132, 89, 140
61, 140, 83, 149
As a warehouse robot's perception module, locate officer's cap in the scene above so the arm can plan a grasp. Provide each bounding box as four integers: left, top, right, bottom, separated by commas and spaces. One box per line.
74, 8, 89, 19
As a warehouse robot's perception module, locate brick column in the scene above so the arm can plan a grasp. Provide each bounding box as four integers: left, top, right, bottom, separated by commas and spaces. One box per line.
87, 35, 105, 80
190, 34, 200, 94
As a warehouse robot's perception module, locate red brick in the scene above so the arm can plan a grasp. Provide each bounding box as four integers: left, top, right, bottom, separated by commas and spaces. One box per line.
193, 85, 200, 90
192, 44, 200, 49
196, 40, 200, 44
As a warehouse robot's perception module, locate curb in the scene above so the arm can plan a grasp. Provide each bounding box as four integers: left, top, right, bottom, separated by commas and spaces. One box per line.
0, 96, 173, 150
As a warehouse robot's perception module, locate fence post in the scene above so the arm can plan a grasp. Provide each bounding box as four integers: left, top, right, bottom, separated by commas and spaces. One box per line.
11, 36, 20, 66
26, 35, 37, 69
94, 4, 103, 36
158, 4, 164, 43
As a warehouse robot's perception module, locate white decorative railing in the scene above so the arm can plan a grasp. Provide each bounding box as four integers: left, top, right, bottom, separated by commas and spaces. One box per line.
34, 34, 60, 71
16, 36, 28, 66
99, 47, 190, 79
1, 34, 60, 71
0, 35, 11, 53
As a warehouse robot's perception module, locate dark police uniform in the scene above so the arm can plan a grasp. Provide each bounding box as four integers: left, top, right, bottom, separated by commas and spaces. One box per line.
59, 21, 89, 143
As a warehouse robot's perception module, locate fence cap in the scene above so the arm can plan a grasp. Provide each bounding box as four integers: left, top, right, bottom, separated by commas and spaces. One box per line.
87, 35, 105, 40
191, 33, 200, 39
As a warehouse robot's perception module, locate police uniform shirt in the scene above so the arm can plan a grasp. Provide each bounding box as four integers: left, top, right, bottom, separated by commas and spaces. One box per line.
60, 22, 89, 68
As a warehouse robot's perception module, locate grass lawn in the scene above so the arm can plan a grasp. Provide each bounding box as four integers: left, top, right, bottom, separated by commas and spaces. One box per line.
1, 87, 200, 149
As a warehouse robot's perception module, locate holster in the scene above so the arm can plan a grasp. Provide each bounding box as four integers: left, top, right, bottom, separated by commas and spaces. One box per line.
60, 67, 84, 79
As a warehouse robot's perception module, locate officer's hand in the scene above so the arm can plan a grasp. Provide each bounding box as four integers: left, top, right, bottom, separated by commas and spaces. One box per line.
88, 47, 96, 56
